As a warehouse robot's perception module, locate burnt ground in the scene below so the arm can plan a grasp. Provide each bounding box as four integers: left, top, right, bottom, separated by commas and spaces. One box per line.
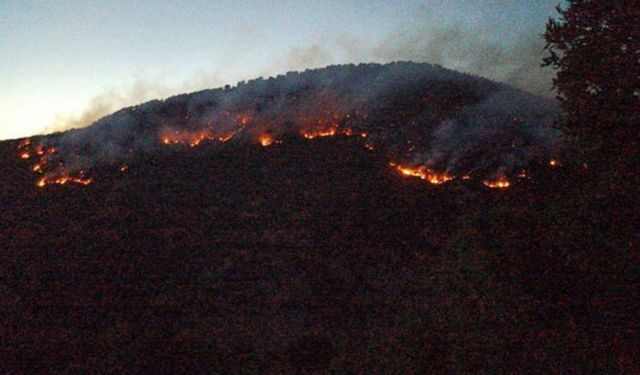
1, 136, 638, 373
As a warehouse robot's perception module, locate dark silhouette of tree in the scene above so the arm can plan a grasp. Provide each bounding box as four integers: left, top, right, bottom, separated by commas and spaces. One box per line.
543, 1, 639, 173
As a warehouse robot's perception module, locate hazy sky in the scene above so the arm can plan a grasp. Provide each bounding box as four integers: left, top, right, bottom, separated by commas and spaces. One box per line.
0, 0, 562, 140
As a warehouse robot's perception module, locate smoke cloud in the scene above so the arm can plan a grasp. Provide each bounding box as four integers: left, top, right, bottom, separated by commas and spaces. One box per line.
271, 25, 555, 98
45, 21, 555, 138
44, 73, 228, 135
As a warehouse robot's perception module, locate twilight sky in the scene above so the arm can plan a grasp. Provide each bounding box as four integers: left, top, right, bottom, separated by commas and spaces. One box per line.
0, 0, 562, 140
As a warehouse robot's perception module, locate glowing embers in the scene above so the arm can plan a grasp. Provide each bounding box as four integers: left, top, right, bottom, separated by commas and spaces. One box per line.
16, 139, 93, 188
36, 173, 93, 188
159, 117, 249, 147
483, 176, 511, 189
302, 127, 338, 139
389, 162, 454, 185
161, 130, 217, 147
258, 134, 278, 147
300, 126, 367, 140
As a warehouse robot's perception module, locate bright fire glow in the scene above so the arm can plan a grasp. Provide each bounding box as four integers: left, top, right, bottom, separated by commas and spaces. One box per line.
302, 127, 338, 139
161, 130, 216, 147
390, 162, 454, 185
259, 134, 274, 147
36, 175, 93, 188
483, 177, 511, 189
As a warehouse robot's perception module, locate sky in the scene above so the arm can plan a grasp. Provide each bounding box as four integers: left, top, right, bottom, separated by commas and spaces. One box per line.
0, 0, 563, 141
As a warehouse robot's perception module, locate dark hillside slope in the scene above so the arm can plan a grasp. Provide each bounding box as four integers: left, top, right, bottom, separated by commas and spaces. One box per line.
33, 62, 559, 184
1, 135, 638, 373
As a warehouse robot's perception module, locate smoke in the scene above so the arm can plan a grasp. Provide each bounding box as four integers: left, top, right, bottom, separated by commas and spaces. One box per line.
44, 73, 228, 135
270, 25, 555, 98
371, 25, 555, 97
28, 62, 559, 186
45, 21, 555, 140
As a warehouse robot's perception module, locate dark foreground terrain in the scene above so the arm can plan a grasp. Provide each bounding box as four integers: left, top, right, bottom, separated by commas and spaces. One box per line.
1, 136, 638, 373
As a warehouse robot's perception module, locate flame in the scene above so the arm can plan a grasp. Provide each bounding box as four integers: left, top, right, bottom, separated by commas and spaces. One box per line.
36, 175, 93, 188
549, 159, 560, 167
483, 177, 511, 189
160, 130, 216, 147
218, 133, 234, 142
302, 127, 338, 139
391, 163, 454, 185
16, 116, 532, 193
259, 134, 274, 147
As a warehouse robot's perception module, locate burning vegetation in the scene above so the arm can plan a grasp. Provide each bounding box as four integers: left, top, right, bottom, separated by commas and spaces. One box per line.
16, 139, 93, 188
14, 63, 562, 190
388, 162, 454, 185
483, 176, 511, 189
16, 117, 563, 190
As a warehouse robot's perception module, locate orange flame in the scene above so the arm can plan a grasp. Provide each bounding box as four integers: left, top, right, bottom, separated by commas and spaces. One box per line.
36, 175, 93, 188
391, 163, 454, 185
483, 177, 511, 189
302, 127, 338, 139
259, 134, 274, 147
160, 130, 216, 147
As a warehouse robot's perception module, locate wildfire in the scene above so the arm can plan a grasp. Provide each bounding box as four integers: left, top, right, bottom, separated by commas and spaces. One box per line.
302, 127, 338, 139
218, 133, 235, 142
36, 175, 93, 188
483, 177, 511, 189
259, 134, 275, 147
17, 140, 94, 189
161, 130, 216, 147
549, 159, 560, 167
364, 143, 375, 151
300, 126, 367, 140
390, 162, 454, 185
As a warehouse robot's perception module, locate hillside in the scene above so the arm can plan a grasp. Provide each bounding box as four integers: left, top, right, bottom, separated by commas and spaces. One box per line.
24, 62, 559, 189
1, 63, 638, 373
